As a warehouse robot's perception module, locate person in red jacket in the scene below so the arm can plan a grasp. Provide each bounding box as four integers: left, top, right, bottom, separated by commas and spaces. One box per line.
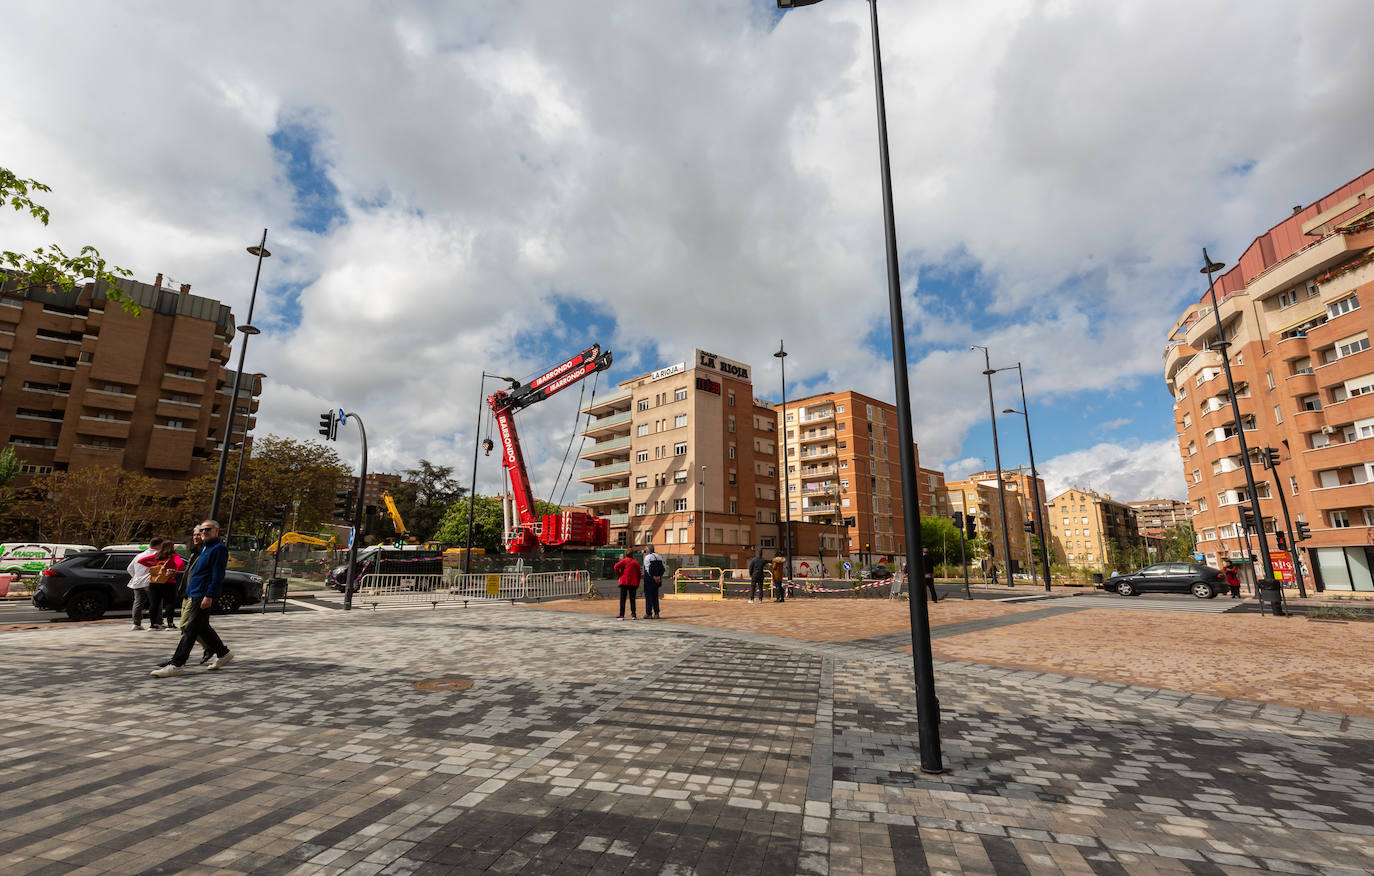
613, 549, 640, 619
1223, 559, 1241, 598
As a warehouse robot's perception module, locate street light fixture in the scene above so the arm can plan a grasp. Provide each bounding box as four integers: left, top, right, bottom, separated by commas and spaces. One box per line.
1200, 248, 1276, 588
774, 340, 792, 601
210, 230, 270, 522
971, 345, 1014, 587
777, 0, 940, 773
1000, 366, 1050, 592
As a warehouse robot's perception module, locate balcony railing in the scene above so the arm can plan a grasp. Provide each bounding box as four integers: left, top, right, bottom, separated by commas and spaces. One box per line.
577, 487, 630, 505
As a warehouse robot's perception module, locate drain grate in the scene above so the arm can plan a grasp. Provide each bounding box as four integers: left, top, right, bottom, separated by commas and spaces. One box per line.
413, 677, 474, 692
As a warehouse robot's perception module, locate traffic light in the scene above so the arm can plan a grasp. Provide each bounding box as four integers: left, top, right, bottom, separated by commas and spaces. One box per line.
966, 516, 976, 539
1240, 508, 1258, 533
318, 411, 337, 441
1023, 519, 1036, 534
1262, 447, 1281, 470
1295, 520, 1312, 541
1275, 530, 1287, 550
334, 490, 354, 517
952, 511, 963, 529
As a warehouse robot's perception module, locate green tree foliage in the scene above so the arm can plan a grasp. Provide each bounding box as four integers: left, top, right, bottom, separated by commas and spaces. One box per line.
392, 459, 467, 542
182, 435, 352, 541
33, 466, 182, 545
1160, 522, 1198, 561
0, 445, 22, 517
1, 166, 135, 311
920, 516, 964, 566
432, 494, 562, 552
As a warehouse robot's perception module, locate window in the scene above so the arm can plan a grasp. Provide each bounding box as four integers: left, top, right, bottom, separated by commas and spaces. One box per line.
634, 502, 647, 515
1328, 295, 1359, 319
674, 413, 687, 428
1300, 395, 1321, 412
165, 419, 185, 429
637, 399, 649, 412
1336, 333, 1370, 358
674, 469, 687, 484
1196, 498, 1207, 512
1187, 441, 1197, 456
674, 442, 687, 456
636, 424, 649, 437
635, 476, 648, 489
674, 387, 688, 402
673, 498, 687, 512
637, 450, 648, 463
1278, 288, 1299, 308
175, 368, 195, 378
1274, 405, 1283, 425
1330, 510, 1350, 528
727, 391, 735, 407
1182, 413, 1191, 428
728, 445, 736, 460
1266, 370, 1275, 389
729, 499, 737, 514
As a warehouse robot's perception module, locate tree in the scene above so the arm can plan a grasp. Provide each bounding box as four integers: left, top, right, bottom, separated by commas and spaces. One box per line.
2, 166, 135, 310
33, 466, 182, 545
392, 460, 467, 542
0, 445, 21, 518
182, 435, 353, 542
920, 516, 964, 566
432, 494, 561, 552
1161, 523, 1197, 561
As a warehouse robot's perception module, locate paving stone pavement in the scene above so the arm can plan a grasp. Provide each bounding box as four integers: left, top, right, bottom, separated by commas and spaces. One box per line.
1, 604, 1372, 875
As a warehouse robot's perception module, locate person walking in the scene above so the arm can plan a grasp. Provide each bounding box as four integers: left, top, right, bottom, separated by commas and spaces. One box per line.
747, 551, 767, 604
642, 548, 665, 619
126, 538, 161, 630
150, 520, 233, 677
141, 539, 184, 631
921, 548, 940, 604
613, 549, 640, 620
770, 554, 786, 603
1223, 559, 1241, 599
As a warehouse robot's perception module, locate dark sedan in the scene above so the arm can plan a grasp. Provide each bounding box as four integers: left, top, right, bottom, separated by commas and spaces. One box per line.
1103, 561, 1226, 599
32, 550, 263, 620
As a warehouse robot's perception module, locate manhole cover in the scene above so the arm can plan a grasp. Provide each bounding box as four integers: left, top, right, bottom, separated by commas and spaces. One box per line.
414, 677, 474, 692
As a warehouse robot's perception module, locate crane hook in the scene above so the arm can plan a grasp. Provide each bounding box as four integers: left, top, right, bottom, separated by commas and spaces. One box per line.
482, 437, 494, 456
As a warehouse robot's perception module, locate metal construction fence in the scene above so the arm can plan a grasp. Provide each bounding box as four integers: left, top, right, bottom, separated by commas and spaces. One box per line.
353, 570, 591, 608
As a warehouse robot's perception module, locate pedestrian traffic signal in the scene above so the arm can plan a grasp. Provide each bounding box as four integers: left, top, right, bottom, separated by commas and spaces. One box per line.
1275, 530, 1287, 550
1023, 519, 1036, 534
334, 490, 353, 516
1262, 446, 1281, 470
965, 516, 976, 539
1295, 520, 1312, 540
951, 511, 963, 529
1240, 508, 1258, 532
318, 410, 337, 441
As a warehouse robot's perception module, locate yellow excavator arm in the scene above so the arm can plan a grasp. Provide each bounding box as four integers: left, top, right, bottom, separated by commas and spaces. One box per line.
381, 491, 418, 543
265, 532, 336, 553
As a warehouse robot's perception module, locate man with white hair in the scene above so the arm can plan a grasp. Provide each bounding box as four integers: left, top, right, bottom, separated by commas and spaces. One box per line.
150, 520, 234, 677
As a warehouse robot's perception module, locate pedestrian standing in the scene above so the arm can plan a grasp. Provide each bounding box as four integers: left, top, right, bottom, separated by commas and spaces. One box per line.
1223, 560, 1241, 599
125, 538, 162, 630
921, 548, 940, 603
150, 520, 233, 677
613, 549, 640, 620
141, 539, 184, 631
747, 551, 767, 604
642, 548, 665, 619
771, 554, 786, 602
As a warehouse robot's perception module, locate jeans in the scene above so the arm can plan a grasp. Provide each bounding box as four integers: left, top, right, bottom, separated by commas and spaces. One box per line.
171, 599, 226, 667
130, 587, 151, 626
643, 581, 660, 617
618, 586, 638, 617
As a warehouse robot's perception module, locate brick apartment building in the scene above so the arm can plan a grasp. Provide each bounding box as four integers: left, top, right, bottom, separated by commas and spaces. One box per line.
936, 472, 1036, 575
0, 274, 263, 494
576, 350, 780, 567
334, 472, 404, 522
1165, 167, 1374, 591
1046, 487, 1143, 571
1127, 498, 1193, 538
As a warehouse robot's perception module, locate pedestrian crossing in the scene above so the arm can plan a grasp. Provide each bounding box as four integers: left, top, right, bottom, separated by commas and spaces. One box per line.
1068, 593, 1241, 613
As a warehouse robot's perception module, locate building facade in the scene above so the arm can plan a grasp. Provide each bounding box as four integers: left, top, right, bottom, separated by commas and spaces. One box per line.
1164, 168, 1374, 591
1046, 487, 1142, 571
334, 472, 404, 522
0, 274, 262, 492
576, 350, 778, 567
775, 390, 929, 564
1127, 498, 1193, 538
936, 474, 1033, 575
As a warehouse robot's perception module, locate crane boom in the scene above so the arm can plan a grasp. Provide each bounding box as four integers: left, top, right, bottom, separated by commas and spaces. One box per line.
486, 344, 613, 553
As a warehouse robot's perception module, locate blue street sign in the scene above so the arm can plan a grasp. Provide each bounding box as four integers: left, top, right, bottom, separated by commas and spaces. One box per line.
348, 527, 356, 548
338, 408, 347, 425
843, 561, 852, 571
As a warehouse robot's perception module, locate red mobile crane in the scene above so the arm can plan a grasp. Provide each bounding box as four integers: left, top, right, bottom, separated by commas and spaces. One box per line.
486, 344, 614, 553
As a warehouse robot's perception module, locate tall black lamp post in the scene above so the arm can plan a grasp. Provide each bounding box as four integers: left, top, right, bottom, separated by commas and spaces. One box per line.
339, 410, 368, 611
465, 372, 516, 574
1000, 365, 1050, 591
210, 230, 270, 522
223, 324, 261, 540
971, 345, 1014, 586
777, 0, 941, 773
774, 340, 793, 599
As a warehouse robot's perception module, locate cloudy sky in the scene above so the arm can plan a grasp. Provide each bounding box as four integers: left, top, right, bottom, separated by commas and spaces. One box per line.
4, 0, 1372, 504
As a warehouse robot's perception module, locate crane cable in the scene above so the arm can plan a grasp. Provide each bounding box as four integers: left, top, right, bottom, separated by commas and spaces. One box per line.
547, 371, 598, 508
558, 374, 600, 508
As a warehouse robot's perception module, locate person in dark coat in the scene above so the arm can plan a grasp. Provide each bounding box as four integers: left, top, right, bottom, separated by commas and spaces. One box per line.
642, 549, 665, 619
921, 549, 940, 603
747, 551, 767, 604
613, 549, 640, 619
1223, 559, 1241, 598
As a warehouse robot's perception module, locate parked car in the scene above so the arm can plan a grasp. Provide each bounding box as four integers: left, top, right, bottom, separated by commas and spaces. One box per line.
1102, 562, 1226, 599
0, 543, 98, 575
860, 564, 893, 580
31, 550, 264, 620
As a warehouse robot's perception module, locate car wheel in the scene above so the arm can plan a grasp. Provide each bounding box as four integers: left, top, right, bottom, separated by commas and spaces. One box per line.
1191, 582, 1215, 599
66, 590, 110, 621
1115, 581, 1138, 597
215, 587, 244, 613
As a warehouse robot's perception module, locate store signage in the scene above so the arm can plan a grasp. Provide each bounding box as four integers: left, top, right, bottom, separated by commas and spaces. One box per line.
652, 362, 686, 381
695, 376, 721, 395
696, 349, 750, 380
1271, 550, 1294, 581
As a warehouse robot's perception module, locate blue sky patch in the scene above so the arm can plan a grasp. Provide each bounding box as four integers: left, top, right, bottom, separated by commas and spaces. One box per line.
269, 116, 346, 234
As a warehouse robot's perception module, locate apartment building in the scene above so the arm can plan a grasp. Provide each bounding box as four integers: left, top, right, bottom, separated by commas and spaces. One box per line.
1046, 487, 1142, 571
776, 390, 929, 564
936, 474, 1033, 574
576, 350, 778, 567
0, 274, 262, 491
1127, 498, 1193, 537
334, 472, 403, 521
1164, 167, 1374, 591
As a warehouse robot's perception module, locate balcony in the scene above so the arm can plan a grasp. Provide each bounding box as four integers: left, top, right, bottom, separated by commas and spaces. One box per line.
1291, 409, 1325, 434
801, 503, 837, 516
579, 434, 631, 460
603, 513, 629, 526
798, 446, 836, 462
583, 409, 632, 436
801, 482, 838, 497
799, 407, 835, 424
1303, 438, 1370, 469
798, 465, 837, 479
1314, 345, 1374, 389
580, 460, 630, 483
76, 416, 132, 439
1285, 371, 1318, 396
577, 487, 630, 506
1309, 481, 1374, 508
797, 428, 835, 444
581, 387, 631, 416
87, 389, 136, 412
1248, 227, 1374, 302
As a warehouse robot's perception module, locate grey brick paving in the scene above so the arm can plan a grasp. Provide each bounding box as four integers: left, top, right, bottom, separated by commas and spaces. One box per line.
1, 605, 1371, 874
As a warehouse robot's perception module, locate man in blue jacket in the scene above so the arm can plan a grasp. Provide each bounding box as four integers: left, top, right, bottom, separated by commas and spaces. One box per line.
151, 520, 234, 677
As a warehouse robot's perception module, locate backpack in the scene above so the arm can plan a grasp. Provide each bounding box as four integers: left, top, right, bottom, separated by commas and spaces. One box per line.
648, 558, 666, 578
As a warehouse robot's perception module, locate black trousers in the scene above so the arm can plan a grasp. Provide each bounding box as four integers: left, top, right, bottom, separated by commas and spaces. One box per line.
924, 577, 940, 603
170, 599, 227, 666
749, 577, 765, 601
618, 586, 638, 617
643, 581, 661, 617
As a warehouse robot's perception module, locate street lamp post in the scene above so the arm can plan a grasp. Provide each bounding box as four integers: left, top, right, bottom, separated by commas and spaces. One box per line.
1001, 364, 1051, 591
972, 345, 1014, 586
774, 341, 793, 601
777, 0, 941, 773
223, 324, 261, 541
1200, 248, 1275, 584
465, 372, 515, 574
209, 230, 270, 522
339, 410, 368, 612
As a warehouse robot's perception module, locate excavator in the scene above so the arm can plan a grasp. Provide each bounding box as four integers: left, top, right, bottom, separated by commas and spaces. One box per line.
265, 531, 338, 553
486, 344, 613, 553
380, 491, 418, 544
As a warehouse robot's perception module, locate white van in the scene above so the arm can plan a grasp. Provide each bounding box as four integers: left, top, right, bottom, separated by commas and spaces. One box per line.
0, 543, 99, 575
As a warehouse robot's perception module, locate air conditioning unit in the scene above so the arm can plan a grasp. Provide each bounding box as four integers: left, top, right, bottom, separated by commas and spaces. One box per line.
1321, 425, 1336, 434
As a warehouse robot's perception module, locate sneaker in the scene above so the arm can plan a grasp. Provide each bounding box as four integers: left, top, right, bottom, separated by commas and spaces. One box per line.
615, 615, 625, 620
200, 651, 214, 665
149, 664, 184, 678
747, 599, 754, 604
150, 624, 164, 631
131, 624, 143, 630
208, 651, 234, 671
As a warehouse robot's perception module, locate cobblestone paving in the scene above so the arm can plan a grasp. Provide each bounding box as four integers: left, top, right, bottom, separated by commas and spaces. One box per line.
1, 604, 1371, 875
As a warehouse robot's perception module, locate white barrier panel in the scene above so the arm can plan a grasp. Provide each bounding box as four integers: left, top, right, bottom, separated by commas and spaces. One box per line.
356, 570, 589, 606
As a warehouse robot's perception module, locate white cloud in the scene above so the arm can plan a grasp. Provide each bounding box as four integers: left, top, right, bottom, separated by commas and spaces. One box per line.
1037, 439, 1187, 502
